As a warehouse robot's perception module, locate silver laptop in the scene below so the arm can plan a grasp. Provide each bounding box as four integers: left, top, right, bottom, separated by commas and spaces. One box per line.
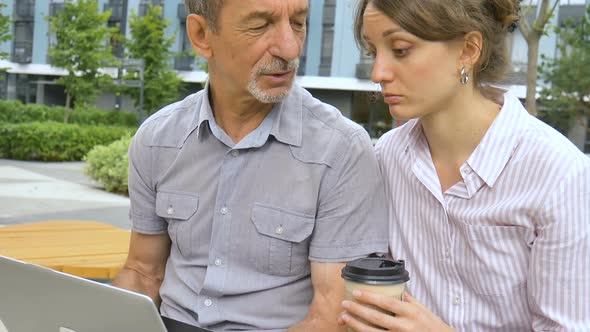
0, 256, 168, 332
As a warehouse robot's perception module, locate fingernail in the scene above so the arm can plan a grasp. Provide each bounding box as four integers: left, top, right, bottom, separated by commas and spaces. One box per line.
342, 300, 350, 309
352, 289, 362, 297
340, 314, 350, 322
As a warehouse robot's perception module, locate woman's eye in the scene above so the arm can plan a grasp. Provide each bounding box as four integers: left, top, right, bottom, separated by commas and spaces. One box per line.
393, 48, 409, 57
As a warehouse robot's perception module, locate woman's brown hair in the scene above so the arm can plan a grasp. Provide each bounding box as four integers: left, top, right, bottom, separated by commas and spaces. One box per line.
354, 0, 520, 86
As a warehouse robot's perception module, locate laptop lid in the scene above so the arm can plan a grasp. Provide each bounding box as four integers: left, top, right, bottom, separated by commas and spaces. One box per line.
0, 256, 168, 332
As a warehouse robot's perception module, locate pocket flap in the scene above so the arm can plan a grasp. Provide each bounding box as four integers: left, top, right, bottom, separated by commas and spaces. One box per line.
251, 204, 314, 243
155, 192, 199, 220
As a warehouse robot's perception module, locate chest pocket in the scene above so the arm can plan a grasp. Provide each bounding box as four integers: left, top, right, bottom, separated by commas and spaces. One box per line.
251, 204, 315, 276
454, 221, 531, 300
155, 191, 199, 257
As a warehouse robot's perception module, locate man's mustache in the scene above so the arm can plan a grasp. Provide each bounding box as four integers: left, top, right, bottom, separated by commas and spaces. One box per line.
256, 58, 299, 75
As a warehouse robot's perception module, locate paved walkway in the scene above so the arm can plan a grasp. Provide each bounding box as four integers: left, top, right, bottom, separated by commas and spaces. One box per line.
0, 159, 130, 230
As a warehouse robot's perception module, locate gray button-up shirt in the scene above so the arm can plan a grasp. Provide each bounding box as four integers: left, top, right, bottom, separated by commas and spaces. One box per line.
128, 83, 389, 331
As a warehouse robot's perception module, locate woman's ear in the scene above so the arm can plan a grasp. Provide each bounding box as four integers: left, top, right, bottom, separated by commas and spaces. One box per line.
458, 31, 483, 70
186, 14, 213, 59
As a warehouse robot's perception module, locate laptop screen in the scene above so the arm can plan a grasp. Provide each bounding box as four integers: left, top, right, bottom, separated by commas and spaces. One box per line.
0, 256, 168, 332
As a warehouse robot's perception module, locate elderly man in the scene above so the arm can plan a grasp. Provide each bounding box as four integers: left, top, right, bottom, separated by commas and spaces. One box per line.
112, 0, 389, 331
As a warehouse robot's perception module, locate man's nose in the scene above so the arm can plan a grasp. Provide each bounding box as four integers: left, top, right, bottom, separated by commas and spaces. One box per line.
268, 22, 303, 62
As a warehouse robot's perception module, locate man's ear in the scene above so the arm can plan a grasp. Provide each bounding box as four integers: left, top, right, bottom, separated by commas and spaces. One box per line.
458, 31, 483, 71
186, 14, 213, 59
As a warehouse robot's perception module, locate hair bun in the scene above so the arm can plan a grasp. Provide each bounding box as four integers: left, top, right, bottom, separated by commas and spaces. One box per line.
488, 0, 521, 32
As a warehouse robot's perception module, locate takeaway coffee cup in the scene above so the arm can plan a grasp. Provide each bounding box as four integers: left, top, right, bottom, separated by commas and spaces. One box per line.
341, 257, 410, 331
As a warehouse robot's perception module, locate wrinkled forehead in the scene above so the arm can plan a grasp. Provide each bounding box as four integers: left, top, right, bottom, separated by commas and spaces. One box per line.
223, 0, 308, 18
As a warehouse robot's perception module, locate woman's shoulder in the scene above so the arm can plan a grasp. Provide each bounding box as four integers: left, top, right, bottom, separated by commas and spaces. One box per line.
374, 119, 420, 166
375, 120, 418, 150
515, 113, 590, 177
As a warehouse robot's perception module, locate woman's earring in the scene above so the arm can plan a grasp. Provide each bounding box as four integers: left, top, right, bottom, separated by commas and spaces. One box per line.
460, 66, 470, 85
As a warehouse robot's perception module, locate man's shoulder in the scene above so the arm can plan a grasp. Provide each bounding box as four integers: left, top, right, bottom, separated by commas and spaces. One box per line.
299, 87, 365, 139
291, 87, 372, 167
134, 92, 203, 148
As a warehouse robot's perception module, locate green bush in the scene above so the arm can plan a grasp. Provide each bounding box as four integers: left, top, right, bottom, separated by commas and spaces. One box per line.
84, 135, 132, 194
0, 121, 135, 161
0, 100, 138, 127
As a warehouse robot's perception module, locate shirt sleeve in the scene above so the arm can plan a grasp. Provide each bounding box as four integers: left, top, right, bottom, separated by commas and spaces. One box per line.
128, 125, 168, 234
309, 129, 389, 262
529, 157, 590, 331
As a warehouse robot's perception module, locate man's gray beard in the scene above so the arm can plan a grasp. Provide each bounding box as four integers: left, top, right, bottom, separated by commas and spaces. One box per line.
247, 58, 300, 104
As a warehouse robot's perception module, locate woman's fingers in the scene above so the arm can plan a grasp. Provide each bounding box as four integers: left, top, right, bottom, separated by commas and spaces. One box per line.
342, 299, 400, 330
351, 289, 415, 317
340, 311, 394, 332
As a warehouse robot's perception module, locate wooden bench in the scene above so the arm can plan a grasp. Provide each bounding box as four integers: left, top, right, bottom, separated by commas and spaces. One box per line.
0, 220, 130, 279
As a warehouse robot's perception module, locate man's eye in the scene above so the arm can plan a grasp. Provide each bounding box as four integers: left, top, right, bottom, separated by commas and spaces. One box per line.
291, 21, 306, 31
252, 23, 269, 30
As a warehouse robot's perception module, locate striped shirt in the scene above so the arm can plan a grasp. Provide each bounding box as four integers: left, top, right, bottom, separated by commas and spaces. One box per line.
376, 91, 590, 331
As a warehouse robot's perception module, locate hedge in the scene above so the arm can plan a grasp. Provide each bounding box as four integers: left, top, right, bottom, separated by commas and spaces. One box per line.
0, 121, 135, 161
84, 135, 132, 194
0, 100, 138, 127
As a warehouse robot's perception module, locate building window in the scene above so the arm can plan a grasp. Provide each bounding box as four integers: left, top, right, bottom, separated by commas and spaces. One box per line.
105, 0, 127, 58
174, 2, 195, 71
15, 0, 35, 21
13, 22, 34, 64
139, 0, 164, 17
319, 0, 336, 76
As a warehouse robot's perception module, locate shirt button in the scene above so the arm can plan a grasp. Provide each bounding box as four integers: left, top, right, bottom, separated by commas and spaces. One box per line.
231, 150, 239, 157
220, 206, 228, 215
275, 225, 284, 235
445, 248, 450, 257
214, 258, 222, 266
166, 206, 174, 215
462, 167, 472, 174
204, 299, 213, 307
453, 295, 461, 305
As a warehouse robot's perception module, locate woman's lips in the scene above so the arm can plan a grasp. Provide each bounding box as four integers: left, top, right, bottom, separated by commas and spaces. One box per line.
383, 94, 403, 105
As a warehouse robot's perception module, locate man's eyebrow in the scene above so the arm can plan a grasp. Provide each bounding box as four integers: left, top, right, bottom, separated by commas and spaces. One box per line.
242, 8, 309, 22
242, 11, 274, 22
292, 8, 309, 17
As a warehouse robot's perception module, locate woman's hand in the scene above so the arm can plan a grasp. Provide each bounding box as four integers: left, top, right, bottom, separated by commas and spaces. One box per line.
338, 290, 455, 332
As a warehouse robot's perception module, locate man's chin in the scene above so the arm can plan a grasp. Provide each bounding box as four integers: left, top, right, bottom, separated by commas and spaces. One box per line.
249, 84, 293, 104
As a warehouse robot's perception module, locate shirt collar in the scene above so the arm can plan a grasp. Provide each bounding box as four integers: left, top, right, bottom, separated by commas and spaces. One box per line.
404, 90, 527, 188
192, 82, 303, 147
269, 83, 303, 147
194, 81, 214, 138
466, 90, 527, 188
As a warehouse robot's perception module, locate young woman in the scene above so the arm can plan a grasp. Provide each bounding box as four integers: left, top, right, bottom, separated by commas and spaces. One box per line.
340, 0, 590, 331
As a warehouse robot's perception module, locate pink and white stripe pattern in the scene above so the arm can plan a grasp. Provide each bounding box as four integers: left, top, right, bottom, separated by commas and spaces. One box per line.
376, 91, 590, 331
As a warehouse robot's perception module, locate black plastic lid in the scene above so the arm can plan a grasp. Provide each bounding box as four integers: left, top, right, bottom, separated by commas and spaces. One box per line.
341, 258, 410, 285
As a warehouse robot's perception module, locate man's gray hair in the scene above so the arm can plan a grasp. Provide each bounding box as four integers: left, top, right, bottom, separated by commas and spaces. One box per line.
184, 0, 225, 32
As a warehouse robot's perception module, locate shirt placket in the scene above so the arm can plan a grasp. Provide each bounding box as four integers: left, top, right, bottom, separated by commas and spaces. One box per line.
411, 140, 465, 329
197, 147, 245, 326
442, 195, 465, 329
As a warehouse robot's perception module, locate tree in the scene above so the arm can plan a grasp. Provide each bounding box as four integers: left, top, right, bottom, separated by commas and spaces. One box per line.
125, 5, 182, 116
48, 0, 118, 122
519, 0, 560, 115
539, 6, 590, 151
0, 3, 11, 72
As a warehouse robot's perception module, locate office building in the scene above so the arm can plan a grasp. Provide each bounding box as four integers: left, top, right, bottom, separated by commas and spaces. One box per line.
0, 0, 588, 142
